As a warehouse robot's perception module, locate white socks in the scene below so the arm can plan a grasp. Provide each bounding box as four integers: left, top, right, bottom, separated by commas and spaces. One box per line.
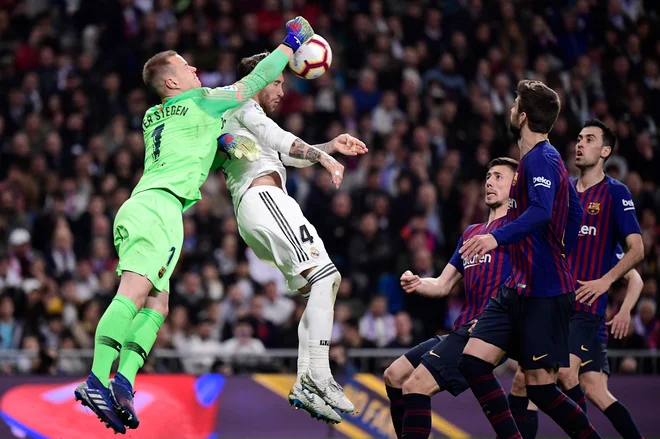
297, 308, 309, 385
303, 263, 340, 381
307, 306, 334, 380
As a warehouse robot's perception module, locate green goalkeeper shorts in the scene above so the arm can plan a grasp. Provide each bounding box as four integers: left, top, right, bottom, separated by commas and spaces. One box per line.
113, 189, 184, 293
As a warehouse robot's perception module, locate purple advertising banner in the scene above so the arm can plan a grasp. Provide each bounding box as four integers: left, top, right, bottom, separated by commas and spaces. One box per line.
0, 374, 658, 438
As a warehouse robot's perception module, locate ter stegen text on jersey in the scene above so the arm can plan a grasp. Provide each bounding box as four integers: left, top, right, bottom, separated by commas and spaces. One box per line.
142, 105, 189, 129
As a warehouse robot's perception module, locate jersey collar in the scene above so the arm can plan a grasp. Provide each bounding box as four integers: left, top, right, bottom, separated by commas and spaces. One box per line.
162, 88, 199, 106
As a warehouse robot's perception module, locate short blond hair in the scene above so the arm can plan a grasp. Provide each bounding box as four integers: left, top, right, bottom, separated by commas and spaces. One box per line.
142, 50, 177, 91
487, 157, 519, 173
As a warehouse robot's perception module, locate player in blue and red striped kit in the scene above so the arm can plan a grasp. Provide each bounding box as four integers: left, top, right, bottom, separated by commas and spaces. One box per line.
382, 158, 519, 439
509, 120, 645, 439
510, 249, 643, 439
458, 80, 601, 439
560, 120, 643, 438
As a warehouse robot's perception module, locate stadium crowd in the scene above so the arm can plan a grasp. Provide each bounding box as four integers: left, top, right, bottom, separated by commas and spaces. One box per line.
0, 0, 659, 376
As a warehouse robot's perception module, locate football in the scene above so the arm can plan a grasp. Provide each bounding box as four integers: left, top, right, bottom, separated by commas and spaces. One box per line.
288, 34, 333, 80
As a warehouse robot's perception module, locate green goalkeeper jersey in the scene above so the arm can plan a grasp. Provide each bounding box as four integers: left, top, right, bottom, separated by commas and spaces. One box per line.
132, 49, 289, 212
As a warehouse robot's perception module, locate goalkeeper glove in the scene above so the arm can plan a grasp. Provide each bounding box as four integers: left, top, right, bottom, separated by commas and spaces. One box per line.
218, 134, 262, 162
282, 16, 314, 52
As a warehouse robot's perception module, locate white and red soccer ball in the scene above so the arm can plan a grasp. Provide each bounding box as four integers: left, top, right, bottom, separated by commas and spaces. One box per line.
288, 34, 332, 80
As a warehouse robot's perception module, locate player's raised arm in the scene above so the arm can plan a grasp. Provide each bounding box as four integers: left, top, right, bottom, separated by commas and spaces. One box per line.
272, 134, 366, 189
233, 79, 366, 159
232, 101, 342, 187
240, 103, 367, 165
197, 17, 314, 116
279, 135, 366, 188
490, 154, 558, 246
284, 136, 366, 162
400, 266, 463, 298
460, 154, 560, 261
238, 104, 363, 187
287, 139, 346, 188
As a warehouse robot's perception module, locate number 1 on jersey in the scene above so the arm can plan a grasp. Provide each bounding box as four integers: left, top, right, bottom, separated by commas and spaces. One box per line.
152, 124, 165, 161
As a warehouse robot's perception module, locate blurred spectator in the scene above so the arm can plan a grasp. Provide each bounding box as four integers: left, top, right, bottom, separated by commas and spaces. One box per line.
386, 311, 415, 349
372, 90, 404, 135
223, 318, 266, 371
179, 318, 224, 375
359, 295, 396, 347
349, 213, 394, 297
245, 295, 277, 347
46, 225, 76, 279
73, 260, 99, 302
332, 302, 352, 343
261, 281, 294, 327
0, 252, 21, 290
8, 229, 38, 281
71, 299, 101, 349
0, 294, 23, 349
330, 344, 358, 378
633, 298, 660, 349
57, 332, 86, 375
342, 318, 375, 350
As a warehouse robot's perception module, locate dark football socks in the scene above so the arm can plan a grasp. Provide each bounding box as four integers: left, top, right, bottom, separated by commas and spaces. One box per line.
508, 394, 538, 439
386, 385, 404, 439
526, 384, 601, 439
401, 393, 432, 439
603, 401, 643, 439
458, 355, 522, 439
565, 384, 587, 413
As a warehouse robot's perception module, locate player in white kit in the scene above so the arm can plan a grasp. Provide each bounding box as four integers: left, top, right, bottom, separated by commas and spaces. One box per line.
219, 52, 368, 423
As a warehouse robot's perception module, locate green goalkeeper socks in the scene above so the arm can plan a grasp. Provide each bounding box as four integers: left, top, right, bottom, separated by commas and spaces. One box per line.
91, 295, 138, 386
118, 308, 165, 387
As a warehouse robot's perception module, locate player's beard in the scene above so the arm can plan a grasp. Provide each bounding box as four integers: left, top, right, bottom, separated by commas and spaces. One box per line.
509, 118, 522, 141
575, 158, 597, 171
486, 200, 504, 210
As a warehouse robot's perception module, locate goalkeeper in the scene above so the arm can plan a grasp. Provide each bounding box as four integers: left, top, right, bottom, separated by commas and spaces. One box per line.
74, 17, 315, 435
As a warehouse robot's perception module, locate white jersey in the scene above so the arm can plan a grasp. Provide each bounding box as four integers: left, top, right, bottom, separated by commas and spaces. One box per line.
221, 100, 332, 292
221, 99, 311, 213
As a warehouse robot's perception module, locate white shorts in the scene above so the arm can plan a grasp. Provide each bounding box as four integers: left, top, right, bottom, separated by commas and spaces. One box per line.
237, 186, 331, 291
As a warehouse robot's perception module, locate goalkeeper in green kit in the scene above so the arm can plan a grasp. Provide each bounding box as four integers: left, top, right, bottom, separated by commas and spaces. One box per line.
74, 17, 315, 435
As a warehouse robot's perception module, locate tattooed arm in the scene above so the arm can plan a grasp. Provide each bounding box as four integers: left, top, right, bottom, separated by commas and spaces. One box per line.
287, 138, 335, 164
288, 134, 368, 160
285, 138, 344, 188
237, 102, 337, 162
236, 99, 365, 162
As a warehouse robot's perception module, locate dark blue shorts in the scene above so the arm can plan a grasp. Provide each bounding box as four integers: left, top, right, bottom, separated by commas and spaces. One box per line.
569, 311, 610, 376
470, 286, 574, 371
403, 326, 471, 397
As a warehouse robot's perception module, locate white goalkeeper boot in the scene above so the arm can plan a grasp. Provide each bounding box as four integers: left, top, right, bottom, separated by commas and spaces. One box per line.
301, 371, 355, 413
288, 383, 342, 424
